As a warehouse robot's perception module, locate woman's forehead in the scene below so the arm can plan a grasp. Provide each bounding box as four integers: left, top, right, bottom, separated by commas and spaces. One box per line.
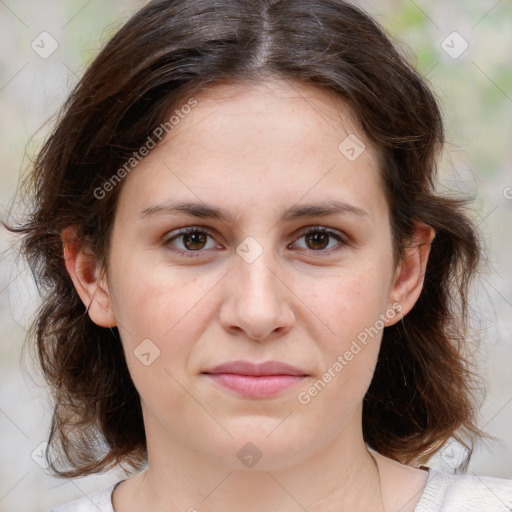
173, 79, 365, 138
123, 80, 379, 195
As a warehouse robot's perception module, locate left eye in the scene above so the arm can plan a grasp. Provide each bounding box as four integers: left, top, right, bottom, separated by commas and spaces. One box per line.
291, 227, 345, 252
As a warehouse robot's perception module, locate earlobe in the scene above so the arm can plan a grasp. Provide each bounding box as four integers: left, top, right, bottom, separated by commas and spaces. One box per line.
61, 226, 117, 328
386, 222, 435, 327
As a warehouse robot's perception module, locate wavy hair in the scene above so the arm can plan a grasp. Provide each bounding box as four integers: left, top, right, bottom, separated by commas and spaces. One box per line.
3, 0, 484, 477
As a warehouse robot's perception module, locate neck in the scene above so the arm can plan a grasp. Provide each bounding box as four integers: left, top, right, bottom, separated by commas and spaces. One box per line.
118, 407, 384, 512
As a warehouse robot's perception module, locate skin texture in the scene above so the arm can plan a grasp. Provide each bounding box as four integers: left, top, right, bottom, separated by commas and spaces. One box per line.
63, 79, 434, 512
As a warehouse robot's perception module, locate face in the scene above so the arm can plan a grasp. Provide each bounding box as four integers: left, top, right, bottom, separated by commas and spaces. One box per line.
83, 79, 408, 470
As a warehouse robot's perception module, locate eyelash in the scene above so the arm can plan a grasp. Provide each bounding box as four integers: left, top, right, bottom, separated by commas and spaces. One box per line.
163, 226, 348, 258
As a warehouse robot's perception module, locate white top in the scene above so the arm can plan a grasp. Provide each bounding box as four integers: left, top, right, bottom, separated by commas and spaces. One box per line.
48, 467, 512, 512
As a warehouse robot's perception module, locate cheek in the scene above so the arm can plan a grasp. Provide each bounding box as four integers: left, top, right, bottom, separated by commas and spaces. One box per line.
110, 266, 203, 415
110, 252, 213, 340
308, 264, 392, 344
299, 264, 392, 400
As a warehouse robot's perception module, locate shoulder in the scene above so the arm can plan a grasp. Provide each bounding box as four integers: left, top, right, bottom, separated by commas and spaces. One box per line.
415, 467, 512, 511
46, 482, 120, 512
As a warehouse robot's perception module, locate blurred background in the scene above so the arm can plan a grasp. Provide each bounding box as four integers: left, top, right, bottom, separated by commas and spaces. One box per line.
0, 0, 511, 510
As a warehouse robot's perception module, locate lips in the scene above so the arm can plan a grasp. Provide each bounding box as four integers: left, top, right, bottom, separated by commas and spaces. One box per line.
205, 360, 307, 376
202, 360, 308, 399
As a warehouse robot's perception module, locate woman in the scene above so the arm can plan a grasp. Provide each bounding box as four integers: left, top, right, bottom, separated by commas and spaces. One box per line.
4, 0, 512, 510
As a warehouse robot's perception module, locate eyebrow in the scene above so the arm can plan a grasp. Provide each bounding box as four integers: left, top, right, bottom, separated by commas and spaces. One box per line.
140, 199, 368, 223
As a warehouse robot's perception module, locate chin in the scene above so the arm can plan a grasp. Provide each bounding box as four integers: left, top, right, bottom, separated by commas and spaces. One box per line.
203, 425, 316, 471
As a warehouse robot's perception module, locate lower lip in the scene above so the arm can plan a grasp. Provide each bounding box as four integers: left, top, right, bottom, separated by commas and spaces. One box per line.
204, 373, 306, 398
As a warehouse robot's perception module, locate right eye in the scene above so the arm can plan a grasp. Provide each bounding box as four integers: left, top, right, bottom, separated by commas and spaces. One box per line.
164, 226, 223, 257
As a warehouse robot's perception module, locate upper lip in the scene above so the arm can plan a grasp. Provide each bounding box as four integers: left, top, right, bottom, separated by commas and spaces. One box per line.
204, 360, 307, 376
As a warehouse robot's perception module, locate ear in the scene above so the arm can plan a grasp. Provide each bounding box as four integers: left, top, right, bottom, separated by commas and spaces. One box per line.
385, 222, 435, 327
61, 226, 117, 328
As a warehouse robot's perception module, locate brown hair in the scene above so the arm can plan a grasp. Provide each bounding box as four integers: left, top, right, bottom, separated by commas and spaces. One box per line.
3, 0, 485, 478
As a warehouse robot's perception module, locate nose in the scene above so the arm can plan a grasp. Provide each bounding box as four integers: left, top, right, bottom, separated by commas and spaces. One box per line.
219, 245, 295, 341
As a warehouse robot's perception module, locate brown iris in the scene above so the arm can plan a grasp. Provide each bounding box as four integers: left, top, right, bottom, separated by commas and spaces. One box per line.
183, 232, 208, 250
305, 231, 330, 250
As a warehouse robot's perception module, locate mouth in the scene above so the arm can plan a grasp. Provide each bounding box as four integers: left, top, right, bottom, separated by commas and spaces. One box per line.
202, 360, 309, 399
